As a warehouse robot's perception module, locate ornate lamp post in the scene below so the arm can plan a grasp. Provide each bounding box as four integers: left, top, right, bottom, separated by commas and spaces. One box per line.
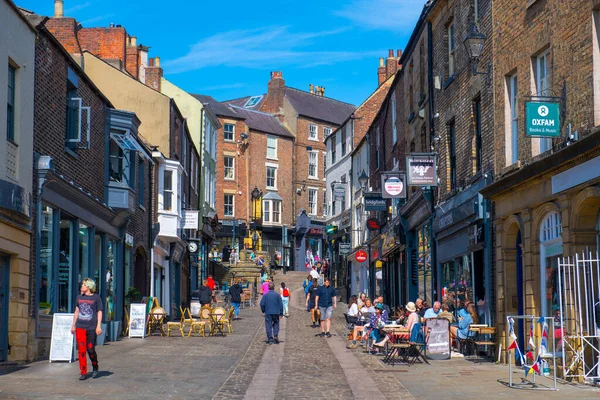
251, 186, 262, 250
463, 24, 491, 77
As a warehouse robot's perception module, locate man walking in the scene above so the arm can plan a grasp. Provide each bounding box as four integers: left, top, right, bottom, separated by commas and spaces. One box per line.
260, 282, 283, 344
314, 277, 337, 338
71, 278, 103, 380
229, 278, 243, 319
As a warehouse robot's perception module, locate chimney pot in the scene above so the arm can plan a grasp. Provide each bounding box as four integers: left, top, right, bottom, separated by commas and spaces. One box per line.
155, 56, 160, 67
388, 49, 394, 57
270, 71, 283, 80
149, 58, 154, 67
321, 86, 325, 97
54, 0, 64, 17
130, 36, 137, 47
379, 57, 385, 67
110, 23, 115, 28
309, 84, 314, 94
397, 49, 402, 58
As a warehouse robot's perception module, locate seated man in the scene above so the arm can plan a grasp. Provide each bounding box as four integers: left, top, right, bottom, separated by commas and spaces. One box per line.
423, 301, 441, 320
376, 296, 391, 316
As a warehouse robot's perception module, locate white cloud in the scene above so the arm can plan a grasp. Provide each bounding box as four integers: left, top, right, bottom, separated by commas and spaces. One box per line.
163, 26, 381, 74
335, 0, 428, 32
80, 14, 115, 25
65, 2, 93, 14
200, 82, 248, 91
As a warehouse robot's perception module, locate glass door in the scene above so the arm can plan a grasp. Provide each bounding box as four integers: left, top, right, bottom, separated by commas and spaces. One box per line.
58, 217, 75, 312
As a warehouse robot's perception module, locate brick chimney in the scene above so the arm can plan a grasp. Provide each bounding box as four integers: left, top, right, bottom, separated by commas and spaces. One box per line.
262, 71, 285, 115
145, 57, 163, 91
54, 0, 64, 17
385, 49, 398, 80
377, 57, 386, 86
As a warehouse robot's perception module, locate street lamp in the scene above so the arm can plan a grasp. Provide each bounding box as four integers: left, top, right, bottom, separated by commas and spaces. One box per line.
463, 24, 491, 77
251, 186, 262, 250
358, 170, 369, 190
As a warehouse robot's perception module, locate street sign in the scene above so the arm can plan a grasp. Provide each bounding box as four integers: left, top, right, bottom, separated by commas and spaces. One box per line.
525, 101, 560, 137
356, 250, 367, 263
339, 243, 352, 255
364, 193, 386, 211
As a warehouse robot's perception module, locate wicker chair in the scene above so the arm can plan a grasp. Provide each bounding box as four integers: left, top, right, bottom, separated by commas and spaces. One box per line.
219, 307, 235, 333
188, 308, 208, 337
166, 312, 186, 337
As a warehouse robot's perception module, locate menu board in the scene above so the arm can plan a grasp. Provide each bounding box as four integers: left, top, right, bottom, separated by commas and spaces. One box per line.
190, 300, 201, 318
425, 318, 451, 360
129, 303, 146, 338
49, 313, 75, 362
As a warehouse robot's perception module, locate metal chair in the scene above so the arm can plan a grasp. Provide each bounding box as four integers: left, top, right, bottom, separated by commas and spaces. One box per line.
166, 313, 186, 337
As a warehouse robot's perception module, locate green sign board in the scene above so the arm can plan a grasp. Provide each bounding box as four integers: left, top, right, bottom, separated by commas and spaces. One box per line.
525, 101, 560, 138
325, 225, 338, 235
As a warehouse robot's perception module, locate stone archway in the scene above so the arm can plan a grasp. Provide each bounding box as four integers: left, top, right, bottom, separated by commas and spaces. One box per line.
133, 247, 148, 297
503, 216, 523, 318
570, 187, 600, 255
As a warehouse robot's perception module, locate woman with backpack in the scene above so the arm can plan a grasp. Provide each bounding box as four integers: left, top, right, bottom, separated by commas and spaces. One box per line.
280, 282, 290, 317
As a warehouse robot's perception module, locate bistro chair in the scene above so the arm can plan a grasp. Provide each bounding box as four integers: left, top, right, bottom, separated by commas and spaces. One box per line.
211, 306, 227, 335
407, 323, 430, 365
474, 326, 497, 360
219, 306, 235, 333
187, 308, 208, 337
200, 305, 213, 333
166, 313, 186, 337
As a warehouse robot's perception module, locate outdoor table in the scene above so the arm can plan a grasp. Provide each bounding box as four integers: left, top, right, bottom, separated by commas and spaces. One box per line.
209, 313, 226, 336
382, 325, 410, 365
147, 312, 166, 336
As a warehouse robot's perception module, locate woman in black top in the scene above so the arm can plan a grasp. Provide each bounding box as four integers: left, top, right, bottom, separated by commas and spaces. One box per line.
71, 278, 103, 380
306, 279, 320, 327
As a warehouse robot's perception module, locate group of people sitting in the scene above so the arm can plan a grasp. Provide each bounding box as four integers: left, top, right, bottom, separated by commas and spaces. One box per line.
345, 293, 480, 353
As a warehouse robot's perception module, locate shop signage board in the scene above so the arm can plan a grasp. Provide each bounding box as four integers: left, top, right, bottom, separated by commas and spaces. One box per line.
339, 243, 352, 255
129, 303, 147, 338
364, 193, 386, 211
425, 319, 451, 360
381, 172, 407, 199
407, 154, 437, 186
49, 313, 75, 362
525, 101, 560, 137
333, 184, 346, 201
183, 211, 199, 230
366, 218, 380, 231
356, 250, 367, 262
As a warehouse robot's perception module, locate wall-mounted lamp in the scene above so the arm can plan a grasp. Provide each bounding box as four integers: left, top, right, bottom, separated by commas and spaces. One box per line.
296, 180, 307, 195
463, 24, 491, 77
358, 170, 369, 190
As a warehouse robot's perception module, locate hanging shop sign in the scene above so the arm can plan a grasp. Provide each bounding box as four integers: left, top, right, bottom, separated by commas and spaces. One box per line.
364, 192, 386, 211
339, 242, 352, 255
333, 183, 346, 202
183, 210, 199, 230
355, 250, 368, 263
407, 154, 437, 186
381, 172, 407, 199
366, 218, 381, 231
525, 101, 560, 137
307, 228, 324, 236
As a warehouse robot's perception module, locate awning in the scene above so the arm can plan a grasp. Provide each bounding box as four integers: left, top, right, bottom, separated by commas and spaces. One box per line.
111, 132, 152, 161
263, 191, 283, 201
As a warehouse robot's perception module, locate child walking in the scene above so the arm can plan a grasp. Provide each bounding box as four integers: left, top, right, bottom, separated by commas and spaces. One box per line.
71, 278, 103, 380
280, 282, 290, 317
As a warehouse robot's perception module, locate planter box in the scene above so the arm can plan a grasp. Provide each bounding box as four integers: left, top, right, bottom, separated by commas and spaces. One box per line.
108, 321, 121, 342
96, 323, 107, 346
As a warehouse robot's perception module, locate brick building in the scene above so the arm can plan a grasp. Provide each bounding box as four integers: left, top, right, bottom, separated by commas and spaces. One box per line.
25, 18, 152, 360
258, 72, 356, 270
325, 51, 396, 299
481, 0, 600, 369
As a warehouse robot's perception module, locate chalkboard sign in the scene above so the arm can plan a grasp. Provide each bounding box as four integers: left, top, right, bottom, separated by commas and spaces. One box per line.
129, 303, 146, 338
49, 313, 75, 362
425, 318, 450, 360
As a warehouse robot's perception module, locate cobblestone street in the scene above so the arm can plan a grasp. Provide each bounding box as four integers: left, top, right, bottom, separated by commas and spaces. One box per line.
1, 272, 600, 399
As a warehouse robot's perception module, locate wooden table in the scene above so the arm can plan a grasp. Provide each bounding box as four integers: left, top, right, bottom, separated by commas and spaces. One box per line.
382, 325, 410, 365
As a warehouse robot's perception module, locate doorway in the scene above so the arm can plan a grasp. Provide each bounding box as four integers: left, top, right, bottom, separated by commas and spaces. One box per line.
133, 250, 147, 296
516, 231, 525, 357
0, 254, 9, 362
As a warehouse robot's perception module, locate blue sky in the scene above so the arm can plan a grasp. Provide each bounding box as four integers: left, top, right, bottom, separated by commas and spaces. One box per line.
18, 0, 427, 105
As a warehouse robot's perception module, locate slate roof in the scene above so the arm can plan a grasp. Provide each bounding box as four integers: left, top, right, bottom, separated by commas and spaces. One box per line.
191, 94, 239, 119
229, 106, 293, 138
284, 87, 356, 125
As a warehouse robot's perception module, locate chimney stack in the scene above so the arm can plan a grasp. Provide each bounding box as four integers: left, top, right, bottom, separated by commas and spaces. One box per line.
54, 0, 64, 17
130, 36, 137, 47
263, 71, 285, 116
385, 49, 399, 82
155, 56, 160, 67
397, 49, 402, 58
378, 57, 386, 86
309, 84, 314, 94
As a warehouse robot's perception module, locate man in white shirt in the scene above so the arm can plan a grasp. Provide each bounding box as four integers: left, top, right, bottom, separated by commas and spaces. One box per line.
309, 265, 319, 279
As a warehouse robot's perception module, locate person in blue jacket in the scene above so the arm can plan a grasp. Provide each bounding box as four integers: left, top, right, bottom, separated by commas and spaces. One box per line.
260, 282, 283, 344
450, 303, 478, 340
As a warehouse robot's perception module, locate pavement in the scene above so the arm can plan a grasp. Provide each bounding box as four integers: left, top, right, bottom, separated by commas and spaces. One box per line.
1, 271, 599, 399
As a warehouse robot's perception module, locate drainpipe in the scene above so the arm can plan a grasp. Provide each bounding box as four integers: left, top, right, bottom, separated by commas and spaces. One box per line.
149, 160, 156, 297
427, 20, 438, 301
483, 172, 494, 325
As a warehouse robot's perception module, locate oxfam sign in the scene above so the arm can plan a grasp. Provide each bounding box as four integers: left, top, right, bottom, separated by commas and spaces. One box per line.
525, 101, 560, 138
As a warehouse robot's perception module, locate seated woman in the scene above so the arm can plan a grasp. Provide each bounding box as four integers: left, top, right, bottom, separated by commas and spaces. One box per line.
450, 303, 478, 341
347, 296, 360, 324
346, 298, 374, 349
437, 303, 455, 324
363, 303, 388, 351
357, 292, 366, 309
374, 301, 419, 347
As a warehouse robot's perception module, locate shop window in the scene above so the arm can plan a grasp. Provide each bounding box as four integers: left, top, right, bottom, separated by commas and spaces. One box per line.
78, 223, 91, 286
58, 218, 75, 313
94, 233, 103, 296
106, 239, 117, 321
539, 211, 563, 317
124, 245, 132, 296
39, 205, 55, 313
417, 224, 432, 302
441, 254, 474, 312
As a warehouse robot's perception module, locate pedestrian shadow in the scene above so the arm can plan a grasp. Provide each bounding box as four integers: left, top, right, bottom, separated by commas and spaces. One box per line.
93, 371, 114, 379
0, 365, 28, 376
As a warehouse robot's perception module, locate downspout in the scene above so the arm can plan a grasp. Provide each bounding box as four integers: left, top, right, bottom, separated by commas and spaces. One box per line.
149, 158, 155, 297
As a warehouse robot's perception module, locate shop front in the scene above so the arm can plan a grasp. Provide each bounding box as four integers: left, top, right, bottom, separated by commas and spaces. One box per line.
381, 216, 405, 308
481, 132, 600, 363
347, 249, 369, 298
294, 211, 325, 271
433, 178, 489, 324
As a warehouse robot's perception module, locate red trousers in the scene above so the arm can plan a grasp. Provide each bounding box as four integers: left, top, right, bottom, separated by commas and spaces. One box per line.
75, 328, 98, 375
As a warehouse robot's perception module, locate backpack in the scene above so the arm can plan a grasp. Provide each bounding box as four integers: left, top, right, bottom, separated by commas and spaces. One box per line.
283, 288, 290, 297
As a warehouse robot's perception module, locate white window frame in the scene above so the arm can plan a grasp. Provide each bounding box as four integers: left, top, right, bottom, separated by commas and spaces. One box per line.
109, 137, 132, 187
308, 151, 318, 179
266, 164, 278, 189
309, 124, 318, 141
224, 193, 235, 217
448, 24, 455, 77
160, 168, 178, 213
536, 50, 552, 153
244, 95, 263, 108
308, 188, 318, 216
267, 136, 278, 160
224, 156, 235, 180
324, 127, 332, 138
224, 123, 235, 142
263, 199, 282, 224
508, 74, 519, 165
392, 91, 397, 144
